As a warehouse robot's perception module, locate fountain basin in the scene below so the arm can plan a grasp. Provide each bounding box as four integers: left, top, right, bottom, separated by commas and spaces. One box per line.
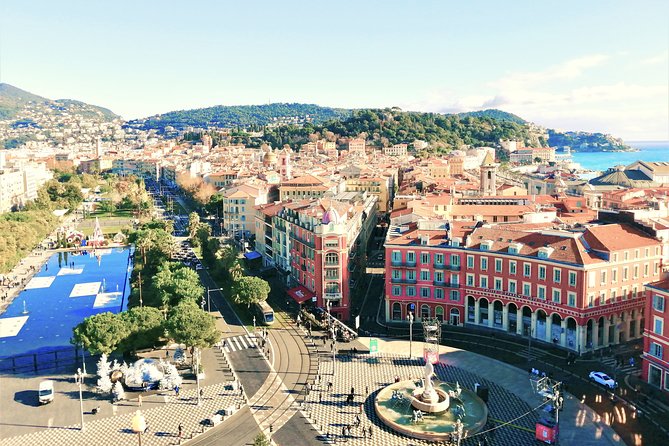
375, 380, 488, 442
410, 387, 451, 413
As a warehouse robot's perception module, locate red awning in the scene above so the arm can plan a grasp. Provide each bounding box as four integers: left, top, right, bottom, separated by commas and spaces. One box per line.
287, 285, 315, 304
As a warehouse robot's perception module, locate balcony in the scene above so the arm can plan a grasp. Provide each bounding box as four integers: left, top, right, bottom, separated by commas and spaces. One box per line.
324, 292, 342, 300
433, 280, 460, 288
290, 233, 315, 248
433, 263, 446, 270
391, 278, 417, 284
446, 264, 461, 271
391, 261, 416, 268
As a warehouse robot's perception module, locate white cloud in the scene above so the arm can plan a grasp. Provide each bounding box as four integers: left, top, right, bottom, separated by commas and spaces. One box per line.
641, 50, 669, 65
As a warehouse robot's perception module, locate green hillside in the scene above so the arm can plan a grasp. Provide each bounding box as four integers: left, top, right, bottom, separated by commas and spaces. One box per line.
0, 83, 48, 119
458, 109, 526, 125
126, 103, 351, 132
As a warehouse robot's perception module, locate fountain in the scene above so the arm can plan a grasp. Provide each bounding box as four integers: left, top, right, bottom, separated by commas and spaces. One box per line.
375, 362, 488, 442
22, 300, 28, 314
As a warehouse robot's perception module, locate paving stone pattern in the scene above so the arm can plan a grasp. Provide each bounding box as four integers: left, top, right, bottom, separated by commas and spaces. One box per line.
300, 353, 540, 446
0, 382, 243, 446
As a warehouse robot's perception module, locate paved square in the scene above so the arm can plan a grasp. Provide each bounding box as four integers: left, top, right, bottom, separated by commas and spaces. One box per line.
0, 316, 29, 338
93, 292, 123, 309
69, 282, 101, 298
24, 276, 55, 290
56, 267, 84, 276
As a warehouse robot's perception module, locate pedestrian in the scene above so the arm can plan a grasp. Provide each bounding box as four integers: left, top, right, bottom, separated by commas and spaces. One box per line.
138, 394, 142, 407
319, 392, 322, 403
368, 426, 373, 438
355, 414, 361, 427
175, 385, 180, 397
200, 388, 204, 399
365, 385, 369, 395
359, 402, 363, 414
328, 382, 333, 392
342, 426, 346, 438
178, 423, 183, 438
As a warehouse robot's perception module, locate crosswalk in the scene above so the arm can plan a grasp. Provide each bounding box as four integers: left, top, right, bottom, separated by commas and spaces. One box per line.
219, 334, 258, 352
600, 356, 639, 375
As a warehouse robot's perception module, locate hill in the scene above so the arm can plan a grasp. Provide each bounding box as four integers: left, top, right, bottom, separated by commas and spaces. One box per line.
125, 103, 351, 133
547, 129, 632, 152
0, 83, 49, 119
458, 109, 526, 125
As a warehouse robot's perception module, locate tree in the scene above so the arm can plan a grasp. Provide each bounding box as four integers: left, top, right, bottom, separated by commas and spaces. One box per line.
233, 276, 270, 308
188, 212, 201, 240
72, 312, 130, 355
96, 354, 113, 393
118, 306, 165, 353
166, 300, 220, 350
253, 433, 271, 446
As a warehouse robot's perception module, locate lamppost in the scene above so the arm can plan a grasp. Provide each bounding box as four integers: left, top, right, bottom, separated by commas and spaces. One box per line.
74, 368, 85, 431
131, 410, 147, 446
206, 287, 223, 313
195, 347, 202, 406
253, 316, 256, 332
408, 311, 414, 359
80, 343, 87, 375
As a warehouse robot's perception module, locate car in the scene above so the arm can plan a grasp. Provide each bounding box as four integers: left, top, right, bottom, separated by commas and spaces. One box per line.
38, 380, 55, 404
588, 371, 617, 389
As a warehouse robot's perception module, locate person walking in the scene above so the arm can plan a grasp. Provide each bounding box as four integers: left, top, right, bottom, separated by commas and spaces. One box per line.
178, 423, 183, 438
368, 426, 373, 439
138, 394, 142, 407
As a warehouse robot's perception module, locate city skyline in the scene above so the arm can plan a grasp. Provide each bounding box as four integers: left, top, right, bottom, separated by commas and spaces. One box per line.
1, 0, 668, 140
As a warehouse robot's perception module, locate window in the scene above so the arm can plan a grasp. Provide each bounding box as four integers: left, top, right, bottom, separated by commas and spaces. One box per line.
420, 270, 430, 281
654, 317, 664, 336
434, 288, 444, 299
523, 283, 531, 296
624, 251, 629, 261
553, 269, 561, 283
450, 290, 460, 301
480, 257, 488, 270
392, 269, 401, 279
391, 251, 401, 262
611, 289, 617, 301
450, 273, 459, 285
325, 252, 339, 265
623, 267, 628, 280
509, 261, 517, 275
325, 268, 339, 279
407, 251, 416, 264
421, 252, 430, 264
538, 286, 546, 300
588, 272, 595, 287
552, 289, 561, 303
435, 253, 444, 265
467, 255, 474, 269
524, 263, 531, 277
588, 293, 594, 307
434, 271, 444, 283
644, 264, 649, 277
479, 276, 488, 289
406, 286, 416, 297
494, 278, 503, 291
466, 274, 475, 287
450, 254, 460, 266
635, 249, 639, 259
600, 270, 607, 285
612, 269, 617, 283
569, 271, 577, 287
568, 292, 576, 307
651, 342, 663, 359
653, 294, 666, 312
538, 266, 546, 280
421, 287, 431, 298
407, 270, 416, 281
392, 286, 401, 296
495, 259, 503, 273
508, 280, 517, 294
633, 266, 639, 279
655, 262, 660, 275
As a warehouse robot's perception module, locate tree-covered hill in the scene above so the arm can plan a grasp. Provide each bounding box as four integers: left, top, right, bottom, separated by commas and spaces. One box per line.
258, 108, 537, 155
125, 103, 351, 133
0, 83, 49, 119
458, 109, 526, 125
547, 129, 632, 152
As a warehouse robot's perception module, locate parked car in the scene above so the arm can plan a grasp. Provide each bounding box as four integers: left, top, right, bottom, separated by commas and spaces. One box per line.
38, 380, 54, 404
588, 371, 617, 389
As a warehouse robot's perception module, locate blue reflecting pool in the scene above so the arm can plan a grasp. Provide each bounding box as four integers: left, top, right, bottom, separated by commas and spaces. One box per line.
0, 247, 133, 358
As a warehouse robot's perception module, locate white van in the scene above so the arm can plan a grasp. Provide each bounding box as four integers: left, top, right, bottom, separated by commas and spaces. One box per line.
38, 380, 54, 404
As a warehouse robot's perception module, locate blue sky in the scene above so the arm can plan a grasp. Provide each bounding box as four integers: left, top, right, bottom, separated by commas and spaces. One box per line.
1, 0, 667, 140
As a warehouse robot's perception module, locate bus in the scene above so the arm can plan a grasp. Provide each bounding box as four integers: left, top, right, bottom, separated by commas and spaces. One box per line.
255, 301, 275, 325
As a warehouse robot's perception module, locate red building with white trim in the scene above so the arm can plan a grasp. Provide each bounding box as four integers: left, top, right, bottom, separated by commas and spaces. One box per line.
384, 220, 662, 354
643, 280, 669, 393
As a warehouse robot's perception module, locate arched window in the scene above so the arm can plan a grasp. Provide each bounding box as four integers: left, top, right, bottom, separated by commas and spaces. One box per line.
435, 306, 444, 322
421, 304, 430, 320
392, 302, 402, 321
325, 252, 339, 265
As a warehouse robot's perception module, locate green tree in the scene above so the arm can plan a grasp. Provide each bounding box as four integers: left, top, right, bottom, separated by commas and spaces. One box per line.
118, 306, 165, 353
188, 212, 201, 240
233, 276, 270, 308
253, 433, 271, 446
72, 312, 129, 355
166, 300, 220, 350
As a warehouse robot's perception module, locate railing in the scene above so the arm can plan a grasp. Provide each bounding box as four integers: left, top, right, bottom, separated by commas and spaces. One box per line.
391, 261, 416, 268
391, 278, 417, 284
324, 292, 342, 300
433, 281, 461, 288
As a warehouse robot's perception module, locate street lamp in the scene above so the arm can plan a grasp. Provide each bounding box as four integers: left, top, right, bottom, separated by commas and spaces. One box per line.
253, 316, 256, 332
206, 287, 223, 313
195, 347, 202, 406
131, 410, 147, 446
407, 311, 414, 359
80, 343, 87, 375
74, 368, 85, 431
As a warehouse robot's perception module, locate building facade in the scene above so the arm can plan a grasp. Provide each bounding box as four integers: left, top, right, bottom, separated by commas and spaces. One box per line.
643, 280, 669, 394
384, 222, 661, 354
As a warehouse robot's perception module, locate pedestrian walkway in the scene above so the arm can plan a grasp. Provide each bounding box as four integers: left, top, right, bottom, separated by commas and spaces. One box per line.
600, 356, 639, 375
220, 335, 258, 353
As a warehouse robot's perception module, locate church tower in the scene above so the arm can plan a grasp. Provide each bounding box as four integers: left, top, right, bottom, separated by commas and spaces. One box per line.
479, 151, 498, 196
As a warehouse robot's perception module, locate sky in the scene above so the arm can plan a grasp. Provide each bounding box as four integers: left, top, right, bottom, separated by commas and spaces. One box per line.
1, 0, 668, 140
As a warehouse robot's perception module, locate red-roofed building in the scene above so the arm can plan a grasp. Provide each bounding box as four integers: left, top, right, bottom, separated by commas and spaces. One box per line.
643, 279, 669, 394
384, 221, 662, 354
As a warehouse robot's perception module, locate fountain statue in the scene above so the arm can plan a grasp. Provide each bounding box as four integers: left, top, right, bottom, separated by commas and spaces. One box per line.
410, 361, 450, 413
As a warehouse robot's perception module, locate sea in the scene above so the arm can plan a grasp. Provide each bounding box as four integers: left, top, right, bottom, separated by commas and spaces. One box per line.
570, 141, 669, 172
